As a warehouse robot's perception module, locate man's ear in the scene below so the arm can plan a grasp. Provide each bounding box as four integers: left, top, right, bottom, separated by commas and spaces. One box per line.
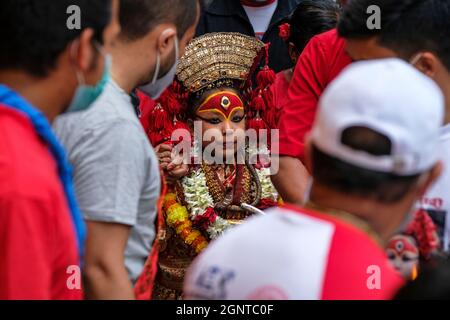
155, 26, 177, 58
71, 28, 96, 72
413, 52, 439, 78
416, 161, 443, 198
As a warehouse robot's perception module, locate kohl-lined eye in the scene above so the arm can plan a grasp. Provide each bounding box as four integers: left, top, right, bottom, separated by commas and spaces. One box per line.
206, 118, 222, 125
232, 115, 245, 123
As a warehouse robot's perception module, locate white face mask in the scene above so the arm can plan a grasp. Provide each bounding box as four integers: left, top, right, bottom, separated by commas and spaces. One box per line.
140, 33, 179, 100
409, 52, 423, 67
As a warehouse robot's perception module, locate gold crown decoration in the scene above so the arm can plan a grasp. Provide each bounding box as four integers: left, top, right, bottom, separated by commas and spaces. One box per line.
176, 32, 266, 94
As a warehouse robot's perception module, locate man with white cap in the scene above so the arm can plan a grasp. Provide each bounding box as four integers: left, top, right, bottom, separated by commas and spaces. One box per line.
183, 58, 444, 300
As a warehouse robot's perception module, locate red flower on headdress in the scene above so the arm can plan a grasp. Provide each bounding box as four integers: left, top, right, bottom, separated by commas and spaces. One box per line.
405, 209, 440, 259
278, 23, 291, 42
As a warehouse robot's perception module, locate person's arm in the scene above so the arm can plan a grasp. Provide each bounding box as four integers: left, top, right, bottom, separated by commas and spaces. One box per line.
83, 221, 134, 300
274, 34, 327, 204
271, 156, 310, 205
68, 120, 154, 299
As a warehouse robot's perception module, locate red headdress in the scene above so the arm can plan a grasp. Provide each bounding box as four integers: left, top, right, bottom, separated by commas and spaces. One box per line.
405, 209, 440, 259
247, 43, 277, 132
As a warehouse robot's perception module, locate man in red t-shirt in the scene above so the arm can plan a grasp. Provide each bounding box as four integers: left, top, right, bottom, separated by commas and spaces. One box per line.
0, 0, 120, 299
272, 29, 352, 204
184, 59, 444, 300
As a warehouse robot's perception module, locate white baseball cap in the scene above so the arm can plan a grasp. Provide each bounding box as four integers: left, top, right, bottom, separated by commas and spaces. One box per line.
309, 58, 444, 176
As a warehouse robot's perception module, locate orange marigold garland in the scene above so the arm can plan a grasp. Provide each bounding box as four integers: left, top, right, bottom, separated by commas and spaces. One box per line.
163, 193, 208, 254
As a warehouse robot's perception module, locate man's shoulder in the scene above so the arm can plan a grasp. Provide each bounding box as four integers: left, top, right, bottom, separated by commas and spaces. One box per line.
185, 205, 402, 299
309, 29, 352, 78
187, 206, 338, 274
306, 29, 347, 60
204, 204, 384, 254
0, 105, 62, 201
313, 29, 344, 47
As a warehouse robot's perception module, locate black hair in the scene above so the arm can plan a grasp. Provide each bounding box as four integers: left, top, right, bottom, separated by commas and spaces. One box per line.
0, 0, 112, 77
338, 0, 450, 71
395, 256, 450, 300
285, 0, 341, 52
311, 126, 421, 203
119, 0, 199, 42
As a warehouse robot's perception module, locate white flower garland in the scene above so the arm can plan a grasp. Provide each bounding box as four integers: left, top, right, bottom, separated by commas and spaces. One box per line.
181, 170, 233, 240
181, 165, 278, 240
256, 167, 279, 201
181, 170, 213, 218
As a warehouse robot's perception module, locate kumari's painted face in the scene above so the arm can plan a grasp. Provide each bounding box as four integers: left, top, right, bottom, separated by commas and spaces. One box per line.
194, 90, 246, 160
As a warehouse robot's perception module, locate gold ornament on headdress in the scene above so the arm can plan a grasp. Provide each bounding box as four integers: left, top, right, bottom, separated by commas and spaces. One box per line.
176, 32, 265, 94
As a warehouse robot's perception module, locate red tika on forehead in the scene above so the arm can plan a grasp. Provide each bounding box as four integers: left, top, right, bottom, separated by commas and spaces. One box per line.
197, 91, 244, 120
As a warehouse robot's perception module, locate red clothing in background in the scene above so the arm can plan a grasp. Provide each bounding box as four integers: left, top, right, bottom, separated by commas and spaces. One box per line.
270, 70, 291, 127
138, 90, 156, 134
278, 29, 352, 162
0, 104, 82, 300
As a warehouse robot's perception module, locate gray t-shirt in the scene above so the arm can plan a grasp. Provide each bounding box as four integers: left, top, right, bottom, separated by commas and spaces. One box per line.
54, 80, 160, 283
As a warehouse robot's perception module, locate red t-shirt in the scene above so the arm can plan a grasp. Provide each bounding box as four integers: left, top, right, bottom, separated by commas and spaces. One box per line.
278, 29, 352, 161
0, 104, 82, 300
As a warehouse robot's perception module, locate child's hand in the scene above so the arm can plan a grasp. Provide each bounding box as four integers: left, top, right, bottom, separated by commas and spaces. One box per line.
166, 154, 190, 183
155, 143, 173, 171
155, 143, 189, 183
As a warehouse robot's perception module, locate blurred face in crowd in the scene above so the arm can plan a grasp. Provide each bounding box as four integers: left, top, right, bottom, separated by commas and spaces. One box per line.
386, 235, 419, 280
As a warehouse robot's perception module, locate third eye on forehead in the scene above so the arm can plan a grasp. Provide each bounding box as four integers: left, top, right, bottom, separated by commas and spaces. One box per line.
198, 108, 244, 120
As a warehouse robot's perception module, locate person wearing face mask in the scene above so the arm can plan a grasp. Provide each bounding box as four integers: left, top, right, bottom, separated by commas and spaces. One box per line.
196, 0, 302, 73
53, 0, 201, 300
0, 0, 120, 300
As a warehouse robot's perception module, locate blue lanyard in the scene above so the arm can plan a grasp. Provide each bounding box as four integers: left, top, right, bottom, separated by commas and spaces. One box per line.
0, 85, 85, 260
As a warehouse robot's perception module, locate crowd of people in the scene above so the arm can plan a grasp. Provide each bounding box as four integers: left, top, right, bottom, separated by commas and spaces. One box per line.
1, 0, 450, 300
